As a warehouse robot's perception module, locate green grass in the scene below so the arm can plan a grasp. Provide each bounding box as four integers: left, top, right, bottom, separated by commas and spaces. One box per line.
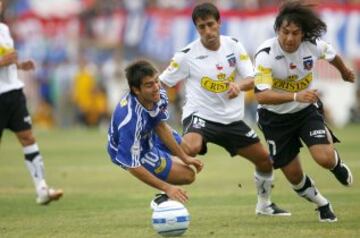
0, 125, 359, 238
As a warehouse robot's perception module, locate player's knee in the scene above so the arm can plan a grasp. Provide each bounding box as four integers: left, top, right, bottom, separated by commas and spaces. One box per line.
186, 143, 202, 157
314, 149, 335, 169
183, 169, 196, 185
18, 135, 36, 146
254, 156, 273, 173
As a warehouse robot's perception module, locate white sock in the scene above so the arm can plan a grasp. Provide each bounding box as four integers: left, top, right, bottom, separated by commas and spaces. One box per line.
23, 144, 48, 195
292, 175, 328, 207
254, 170, 273, 208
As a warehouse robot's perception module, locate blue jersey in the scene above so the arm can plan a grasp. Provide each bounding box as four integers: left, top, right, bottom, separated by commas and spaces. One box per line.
107, 89, 175, 171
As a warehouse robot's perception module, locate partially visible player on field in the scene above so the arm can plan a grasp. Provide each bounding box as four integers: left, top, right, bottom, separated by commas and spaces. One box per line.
107, 60, 203, 204
0, 1, 63, 205
159, 2, 290, 216
254, 1, 354, 222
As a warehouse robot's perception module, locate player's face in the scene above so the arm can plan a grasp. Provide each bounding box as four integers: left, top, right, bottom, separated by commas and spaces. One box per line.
195, 16, 221, 51
134, 74, 161, 109
277, 20, 304, 53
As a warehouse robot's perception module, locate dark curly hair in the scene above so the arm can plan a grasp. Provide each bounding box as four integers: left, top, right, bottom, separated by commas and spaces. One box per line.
274, 1, 327, 42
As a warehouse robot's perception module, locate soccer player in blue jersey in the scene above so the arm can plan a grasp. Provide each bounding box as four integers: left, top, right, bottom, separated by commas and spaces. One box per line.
107, 60, 203, 203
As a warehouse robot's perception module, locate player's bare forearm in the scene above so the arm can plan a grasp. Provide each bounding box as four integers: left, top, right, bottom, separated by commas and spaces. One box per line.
255, 89, 294, 104
330, 55, 355, 83
129, 166, 170, 192
256, 89, 319, 104
155, 122, 187, 159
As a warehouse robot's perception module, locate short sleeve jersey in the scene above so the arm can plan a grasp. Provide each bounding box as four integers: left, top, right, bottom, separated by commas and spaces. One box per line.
0, 23, 22, 94
254, 37, 336, 114
159, 35, 254, 124
107, 89, 169, 169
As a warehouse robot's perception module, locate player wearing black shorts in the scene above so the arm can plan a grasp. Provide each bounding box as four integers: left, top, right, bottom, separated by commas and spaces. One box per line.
254, 1, 354, 222
0, 1, 62, 205
160, 3, 290, 216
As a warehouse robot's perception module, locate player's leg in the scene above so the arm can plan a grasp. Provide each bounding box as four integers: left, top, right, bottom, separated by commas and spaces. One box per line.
166, 157, 196, 185
300, 117, 353, 186
237, 142, 290, 216
10, 90, 62, 205
181, 115, 206, 156
281, 157, 337, 222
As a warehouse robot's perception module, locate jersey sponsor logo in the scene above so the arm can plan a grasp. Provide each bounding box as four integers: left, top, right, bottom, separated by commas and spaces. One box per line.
272, 73, 313, 92
200, 70, 235, 93
196, 55, 208, 59
288, 75, 298, 81
309, 129, 326, 138
24, 116, 32, 125
289, 63, 297, 69
303, 56, 313, 70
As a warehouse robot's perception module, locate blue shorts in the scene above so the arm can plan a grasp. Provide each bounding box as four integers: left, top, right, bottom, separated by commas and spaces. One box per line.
110, 131, 181, 181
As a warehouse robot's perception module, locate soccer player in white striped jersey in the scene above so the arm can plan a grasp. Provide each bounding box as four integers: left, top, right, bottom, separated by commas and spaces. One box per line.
0, 1, 63, 205
160, 2, 290, 216
107, 60, 203, 204
254, 1, 355, 222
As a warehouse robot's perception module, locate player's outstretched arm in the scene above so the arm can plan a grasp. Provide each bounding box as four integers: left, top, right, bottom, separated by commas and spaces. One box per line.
255, 89, 319, 104
155, 122, 203, 173
330, 55, 356, 83
129, 166, 188, 203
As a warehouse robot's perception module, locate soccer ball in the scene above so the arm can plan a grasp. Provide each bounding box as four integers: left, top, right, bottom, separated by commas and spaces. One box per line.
151, 199, 190, 237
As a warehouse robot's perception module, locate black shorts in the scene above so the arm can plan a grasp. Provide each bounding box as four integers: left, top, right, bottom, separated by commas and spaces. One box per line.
182, 114, 260, 156
258, 105, 339, 169
0, 89, 32, 138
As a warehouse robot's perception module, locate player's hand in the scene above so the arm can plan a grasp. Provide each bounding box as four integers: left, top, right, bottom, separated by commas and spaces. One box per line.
165, 186, 188, 203
295, 89, 319, 103
226, 81, 241, 99
341, 68, 355, 83
182, 155, 204, 173
17, 60, 35, 71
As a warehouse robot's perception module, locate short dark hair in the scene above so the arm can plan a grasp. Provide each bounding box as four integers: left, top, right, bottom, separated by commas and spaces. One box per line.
274, 1, 326, 42
125, 60, 158, 94
192, 2, 220, 25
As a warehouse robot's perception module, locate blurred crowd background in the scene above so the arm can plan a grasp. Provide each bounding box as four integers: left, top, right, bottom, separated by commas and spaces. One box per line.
2, 0, 360, 128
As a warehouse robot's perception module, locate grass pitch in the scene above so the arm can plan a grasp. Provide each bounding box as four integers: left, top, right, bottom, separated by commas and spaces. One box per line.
0, 125, 359, 238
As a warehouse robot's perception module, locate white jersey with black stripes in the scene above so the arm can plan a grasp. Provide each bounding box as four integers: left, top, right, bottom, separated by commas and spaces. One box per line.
160, 35, 254, 124
254, 37, 336, 114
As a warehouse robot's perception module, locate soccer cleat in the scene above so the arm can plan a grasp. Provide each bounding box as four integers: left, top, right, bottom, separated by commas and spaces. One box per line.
150, 193, 169, 210
36, 187, 64, 205
316, 203, 337, 222
256, 203, 291, 216
330, 159, 353, 186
